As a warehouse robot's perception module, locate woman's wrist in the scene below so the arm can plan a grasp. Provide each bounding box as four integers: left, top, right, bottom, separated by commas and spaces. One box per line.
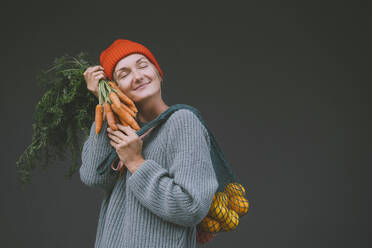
127, 157, 145, 174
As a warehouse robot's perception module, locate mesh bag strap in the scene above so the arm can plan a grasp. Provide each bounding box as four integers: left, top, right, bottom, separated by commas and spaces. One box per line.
96, 104, 239, 192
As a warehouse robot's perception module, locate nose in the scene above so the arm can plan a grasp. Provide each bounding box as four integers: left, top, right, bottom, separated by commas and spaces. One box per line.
132, 68, 144, 82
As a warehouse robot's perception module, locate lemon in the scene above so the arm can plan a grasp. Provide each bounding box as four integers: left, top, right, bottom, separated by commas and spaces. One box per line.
216, 192, 228, 207
224, 182, 246, 197
228, 195, 249, 216
221, 209, 239, 231
208, 203, 229, 223
201, 216, 221, 233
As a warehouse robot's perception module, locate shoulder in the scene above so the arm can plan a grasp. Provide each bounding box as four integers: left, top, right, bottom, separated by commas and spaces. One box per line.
165, 108, 210, 146
167, 109, 204, 130
168, 108, 199, 122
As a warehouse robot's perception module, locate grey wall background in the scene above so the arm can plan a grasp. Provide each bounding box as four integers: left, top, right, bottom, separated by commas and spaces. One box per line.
1, 0, 370, 247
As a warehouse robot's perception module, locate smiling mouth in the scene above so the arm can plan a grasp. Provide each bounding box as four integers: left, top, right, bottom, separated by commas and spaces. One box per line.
135, 82, 150, 90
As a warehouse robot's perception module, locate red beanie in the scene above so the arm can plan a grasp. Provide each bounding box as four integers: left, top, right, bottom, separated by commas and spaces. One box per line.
99, 39, 163, 81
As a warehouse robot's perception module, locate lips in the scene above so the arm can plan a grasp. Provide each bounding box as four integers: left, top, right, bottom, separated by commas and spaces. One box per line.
134, 82, 150, 90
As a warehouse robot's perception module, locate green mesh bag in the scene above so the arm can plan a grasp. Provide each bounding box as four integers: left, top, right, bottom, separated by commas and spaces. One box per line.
96, 104, 249, 237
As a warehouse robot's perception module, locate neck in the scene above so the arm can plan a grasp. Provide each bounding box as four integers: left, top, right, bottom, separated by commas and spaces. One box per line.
135, 95, 169, 123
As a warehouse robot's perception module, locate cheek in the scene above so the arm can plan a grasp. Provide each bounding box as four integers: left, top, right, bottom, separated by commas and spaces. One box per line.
117, 81, 131, 93
151, 67, 159, 77
144, 65, 158, 78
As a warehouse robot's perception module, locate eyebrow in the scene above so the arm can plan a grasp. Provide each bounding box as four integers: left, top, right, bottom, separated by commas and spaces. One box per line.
115, 57, 147, 77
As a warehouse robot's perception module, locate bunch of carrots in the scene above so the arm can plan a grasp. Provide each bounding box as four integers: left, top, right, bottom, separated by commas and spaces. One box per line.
96, 80, 140, 134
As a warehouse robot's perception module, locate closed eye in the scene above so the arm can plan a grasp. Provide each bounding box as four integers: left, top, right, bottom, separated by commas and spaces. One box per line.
119, 63, 148, 79
139, 62, 148, 68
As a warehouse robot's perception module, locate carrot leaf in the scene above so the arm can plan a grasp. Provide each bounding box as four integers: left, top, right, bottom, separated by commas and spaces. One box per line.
16, 51, 101, 186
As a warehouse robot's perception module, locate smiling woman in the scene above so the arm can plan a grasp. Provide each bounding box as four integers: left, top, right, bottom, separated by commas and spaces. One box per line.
111, 53, 164, 108
100, 40, 168, 124
79, 39, 220, 247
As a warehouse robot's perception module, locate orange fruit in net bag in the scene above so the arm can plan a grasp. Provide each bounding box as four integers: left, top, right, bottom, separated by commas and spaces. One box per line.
215, 192, 228, 207
200, 216, 221, 233
227, 195, 249, 216
224, 182, 246, 197
208, 200, 229, 223
221, 209, 239, 231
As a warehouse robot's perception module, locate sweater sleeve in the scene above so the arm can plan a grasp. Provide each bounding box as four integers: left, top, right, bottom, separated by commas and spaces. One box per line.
79, 120, 119, 193
126, 109, 218, 227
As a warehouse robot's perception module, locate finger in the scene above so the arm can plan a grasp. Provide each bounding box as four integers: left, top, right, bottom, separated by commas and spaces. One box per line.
90, 65, 105, 73
85, 65, 99, 73
107, 133, 121, 144
109, 140, 117, 149
108, 127, 129, 141
92, 71, 106, 80
92, 71, 105, 77
117, 124, 136, 136
95, 74, 105, 80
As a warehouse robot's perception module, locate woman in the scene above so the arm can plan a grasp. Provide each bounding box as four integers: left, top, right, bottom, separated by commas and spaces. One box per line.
79, 39, 218, 247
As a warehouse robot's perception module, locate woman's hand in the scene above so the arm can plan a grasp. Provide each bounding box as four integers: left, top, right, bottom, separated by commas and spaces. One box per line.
107, 124, 145, 173
83, 65, 106, 99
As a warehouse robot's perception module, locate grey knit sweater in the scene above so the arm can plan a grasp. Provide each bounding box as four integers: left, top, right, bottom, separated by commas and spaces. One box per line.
79, 109, 219, 248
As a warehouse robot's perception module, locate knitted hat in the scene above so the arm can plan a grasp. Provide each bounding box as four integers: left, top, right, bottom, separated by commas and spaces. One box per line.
100, 39, 163, 81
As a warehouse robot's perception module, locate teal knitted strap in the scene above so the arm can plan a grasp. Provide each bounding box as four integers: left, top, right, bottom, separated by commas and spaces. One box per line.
96, 104, 188, 175
96, 104, 238, 191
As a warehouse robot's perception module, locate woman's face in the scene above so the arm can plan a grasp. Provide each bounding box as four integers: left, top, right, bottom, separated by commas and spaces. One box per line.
112, 53, 162, 103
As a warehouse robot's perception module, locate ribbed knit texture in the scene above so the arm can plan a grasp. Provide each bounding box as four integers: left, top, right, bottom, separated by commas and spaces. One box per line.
80, 109, 218, 248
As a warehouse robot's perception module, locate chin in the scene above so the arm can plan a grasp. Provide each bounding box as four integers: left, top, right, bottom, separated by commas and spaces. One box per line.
132, 91, 154, 103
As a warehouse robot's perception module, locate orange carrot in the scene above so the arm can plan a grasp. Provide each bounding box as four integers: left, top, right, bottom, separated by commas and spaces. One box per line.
111, 110, 127, 126
103, 102, 118, 131
108, 81, 137, 111
112, 111, 119, 125
111, 103, 140, 130
129, 104, 138, 114
111, 102, 140, 130
120, 102, 136, 117
110, 105, 129, 126
118, 117, 129, 127
110, 103, 125, 119
107, 112, 118, 131
95, 104, 103, 134
117, 113, 129, 126
122, 111, 140, 131
109, 91, 121, 110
